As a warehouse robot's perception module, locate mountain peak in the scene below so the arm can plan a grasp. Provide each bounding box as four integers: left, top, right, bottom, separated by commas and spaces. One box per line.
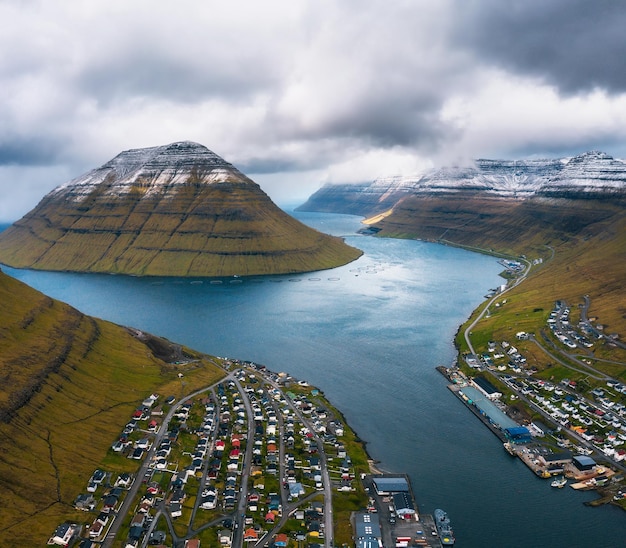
109, 140, 226, 166
568, 150, 613, 162
52, 141, 247, 203
94, 140, 223, 170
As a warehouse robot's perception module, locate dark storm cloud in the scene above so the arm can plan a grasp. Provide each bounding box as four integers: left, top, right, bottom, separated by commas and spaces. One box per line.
0, 136, 64, 166
266, 94, 453, 159
239, 156, 314, 175
241, 92, 454, 176
315, 96, 452, 150
454, 0, 626, 94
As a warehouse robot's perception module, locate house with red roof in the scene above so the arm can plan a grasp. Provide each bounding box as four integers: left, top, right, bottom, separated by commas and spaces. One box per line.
274, 533, 288, 547
243, 528, 258, 542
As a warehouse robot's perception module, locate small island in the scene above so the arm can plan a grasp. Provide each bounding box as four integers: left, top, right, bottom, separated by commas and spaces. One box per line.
0, 142, 361, 277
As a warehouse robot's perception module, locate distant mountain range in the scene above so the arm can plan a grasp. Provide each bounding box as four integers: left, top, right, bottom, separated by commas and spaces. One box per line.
0, 142, 361, 276
299, 150, 626, 336
298, 151, 626, 216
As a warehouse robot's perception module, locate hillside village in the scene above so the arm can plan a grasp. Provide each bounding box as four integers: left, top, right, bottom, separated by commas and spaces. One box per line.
47, 361, 445, 548
444, 292, 626, 501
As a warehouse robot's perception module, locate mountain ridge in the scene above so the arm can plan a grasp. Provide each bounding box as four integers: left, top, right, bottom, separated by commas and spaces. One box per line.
298, 150, 626, 215
297, 150, 626, 336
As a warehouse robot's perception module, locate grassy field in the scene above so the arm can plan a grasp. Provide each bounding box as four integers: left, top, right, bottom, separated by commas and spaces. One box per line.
0, 270, 226, 545
456, 226, 626, 370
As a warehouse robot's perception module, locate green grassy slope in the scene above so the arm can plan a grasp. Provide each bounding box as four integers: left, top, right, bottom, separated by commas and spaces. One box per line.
0, 181, 361, 277
0, 270, 226, 545
372, 194, 626, 338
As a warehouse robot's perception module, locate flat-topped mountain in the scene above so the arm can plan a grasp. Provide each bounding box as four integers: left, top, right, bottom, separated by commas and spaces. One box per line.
298, 151, 626, 216
0, 142, 361, 276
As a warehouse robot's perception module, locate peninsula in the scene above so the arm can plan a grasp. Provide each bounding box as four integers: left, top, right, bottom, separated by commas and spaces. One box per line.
0, 268, 439, 547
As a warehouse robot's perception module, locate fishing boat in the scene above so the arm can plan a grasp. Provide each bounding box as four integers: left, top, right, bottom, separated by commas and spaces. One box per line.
434, 508, 455, 546
551, 476, 567, 488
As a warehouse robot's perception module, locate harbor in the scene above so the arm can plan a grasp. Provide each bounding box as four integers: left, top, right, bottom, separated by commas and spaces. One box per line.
437, 366, 511, 444
437, 365, 626, 509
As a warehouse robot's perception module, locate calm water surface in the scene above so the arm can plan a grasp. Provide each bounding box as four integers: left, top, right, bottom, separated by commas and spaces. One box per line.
2, 212, 624, 547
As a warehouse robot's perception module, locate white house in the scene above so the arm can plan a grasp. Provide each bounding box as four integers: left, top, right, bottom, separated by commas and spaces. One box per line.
49, 523, 77, 547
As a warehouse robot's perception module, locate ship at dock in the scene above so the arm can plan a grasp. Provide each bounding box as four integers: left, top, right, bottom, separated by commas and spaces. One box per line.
434, 508, 455, 546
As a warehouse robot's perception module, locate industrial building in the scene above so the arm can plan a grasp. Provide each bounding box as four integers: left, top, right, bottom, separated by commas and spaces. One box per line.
355, 512, 381, 548
372, 476, 409, 495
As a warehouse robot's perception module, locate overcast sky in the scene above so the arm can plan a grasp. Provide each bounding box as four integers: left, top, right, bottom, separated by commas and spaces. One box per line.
1, 0, 626, 221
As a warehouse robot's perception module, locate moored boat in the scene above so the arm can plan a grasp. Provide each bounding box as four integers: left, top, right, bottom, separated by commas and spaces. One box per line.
551, 476, 567, 488
503, 442, 516, 456
434, 508, 455, 546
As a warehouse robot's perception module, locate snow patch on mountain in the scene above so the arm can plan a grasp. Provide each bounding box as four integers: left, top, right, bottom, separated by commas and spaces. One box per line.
49, 141, 248, 202
363, 151, 626, 198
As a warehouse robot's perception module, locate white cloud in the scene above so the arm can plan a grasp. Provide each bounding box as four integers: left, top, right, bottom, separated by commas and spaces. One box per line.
440, 71, 626, 160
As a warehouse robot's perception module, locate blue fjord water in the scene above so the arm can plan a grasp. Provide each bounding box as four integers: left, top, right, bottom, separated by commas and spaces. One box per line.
2, 212, 625, 547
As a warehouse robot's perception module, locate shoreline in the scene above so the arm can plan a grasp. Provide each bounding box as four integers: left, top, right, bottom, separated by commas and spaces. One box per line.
368, 459, 385, 475
436, 365, 625, 511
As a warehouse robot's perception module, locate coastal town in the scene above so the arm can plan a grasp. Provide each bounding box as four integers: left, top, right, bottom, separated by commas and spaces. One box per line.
48, 361, 449, 548
44, 262, 626, 548
441, 283, 626, 506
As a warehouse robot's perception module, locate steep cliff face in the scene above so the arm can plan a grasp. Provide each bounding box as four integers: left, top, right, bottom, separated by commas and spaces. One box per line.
298, 151, 626, 216
0, 142, 361, 276
541, 151, 626, 197
372, 193, 624, 252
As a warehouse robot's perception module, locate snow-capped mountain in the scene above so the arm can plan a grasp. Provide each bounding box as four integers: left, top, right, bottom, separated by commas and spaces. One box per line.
298, 151, 626, 215
373, 151, 626, 195
0, 142, 361, 277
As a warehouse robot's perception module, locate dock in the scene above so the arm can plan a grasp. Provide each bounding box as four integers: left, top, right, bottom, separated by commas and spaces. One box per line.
361, 474, 444, 548
570, 469, 615, 489
437, 366, 510, 443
